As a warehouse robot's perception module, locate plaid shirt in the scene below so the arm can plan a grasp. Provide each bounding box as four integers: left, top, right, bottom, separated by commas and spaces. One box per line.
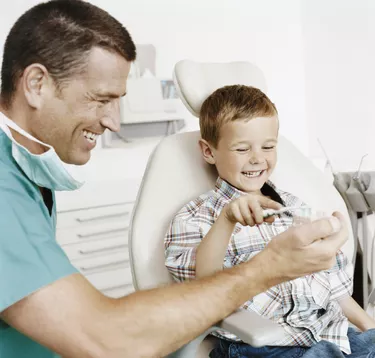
164, 177, 354, 353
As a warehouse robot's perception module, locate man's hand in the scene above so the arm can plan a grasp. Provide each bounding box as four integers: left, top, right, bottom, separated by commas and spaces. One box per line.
257, 211, 348, 284
222, 194, 283, 227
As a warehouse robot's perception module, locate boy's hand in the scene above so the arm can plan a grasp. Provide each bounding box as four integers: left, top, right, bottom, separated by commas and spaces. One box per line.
222, 194, 283, 227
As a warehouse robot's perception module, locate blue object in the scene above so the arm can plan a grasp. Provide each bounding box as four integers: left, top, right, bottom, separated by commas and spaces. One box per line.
0, 130, 78, 358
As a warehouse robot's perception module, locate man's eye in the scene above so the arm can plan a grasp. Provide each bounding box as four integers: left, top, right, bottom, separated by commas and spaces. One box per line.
263, 146, 275, 150
98, 99, 110, 105
236, 148, 248, 152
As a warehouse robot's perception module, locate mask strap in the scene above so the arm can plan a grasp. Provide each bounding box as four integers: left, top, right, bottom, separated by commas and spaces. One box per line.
0, 114, 53, 150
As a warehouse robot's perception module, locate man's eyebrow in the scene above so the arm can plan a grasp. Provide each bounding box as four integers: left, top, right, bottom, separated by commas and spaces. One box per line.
94, 91, 127, 98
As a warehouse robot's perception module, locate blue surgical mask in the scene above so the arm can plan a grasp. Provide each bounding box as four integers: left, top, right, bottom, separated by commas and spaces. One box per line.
0, 114, 84, 191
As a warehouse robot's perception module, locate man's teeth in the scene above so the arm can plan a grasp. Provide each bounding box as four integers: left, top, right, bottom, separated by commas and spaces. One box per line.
83, 130, 98, 143
242, 170, 263, 178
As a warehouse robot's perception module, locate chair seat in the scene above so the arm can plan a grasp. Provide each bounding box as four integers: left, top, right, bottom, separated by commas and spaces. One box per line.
128, 60, 355, 358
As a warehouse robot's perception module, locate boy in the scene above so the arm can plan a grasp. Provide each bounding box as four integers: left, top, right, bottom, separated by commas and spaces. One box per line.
164, 85, 375, 357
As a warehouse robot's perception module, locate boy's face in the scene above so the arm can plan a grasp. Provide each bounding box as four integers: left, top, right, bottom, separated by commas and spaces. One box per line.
200, 115, 278, 193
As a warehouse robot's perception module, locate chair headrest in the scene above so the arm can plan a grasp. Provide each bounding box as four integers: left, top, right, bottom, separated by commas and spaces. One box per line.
173, 60, 267, 117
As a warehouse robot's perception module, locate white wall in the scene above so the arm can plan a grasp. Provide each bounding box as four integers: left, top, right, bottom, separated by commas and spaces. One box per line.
0, 0, 309, 155
89, 0, 309, 154
301, 0, 375, 171
4, 0, 374, 170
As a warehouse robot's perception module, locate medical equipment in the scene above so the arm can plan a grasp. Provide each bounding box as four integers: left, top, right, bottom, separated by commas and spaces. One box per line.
319, 140, 375, 312
262, 206, 311, 218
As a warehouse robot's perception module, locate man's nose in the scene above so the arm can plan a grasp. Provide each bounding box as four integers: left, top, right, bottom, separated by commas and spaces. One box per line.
100, 100, 121, 132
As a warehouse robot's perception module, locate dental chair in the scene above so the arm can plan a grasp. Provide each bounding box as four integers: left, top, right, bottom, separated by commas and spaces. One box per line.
128, 60, 355, 357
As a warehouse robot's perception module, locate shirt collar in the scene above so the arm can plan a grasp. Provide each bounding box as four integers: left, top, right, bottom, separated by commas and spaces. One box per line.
214, 176, 280, 202
215, 177, 244, 201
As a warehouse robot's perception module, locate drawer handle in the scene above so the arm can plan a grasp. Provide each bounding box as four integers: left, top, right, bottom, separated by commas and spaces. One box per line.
77, 226, 128, 239
76, 211, 129, 223
102, 283, 133, 292
79, 259, 129, 272
79, 244, 128, 255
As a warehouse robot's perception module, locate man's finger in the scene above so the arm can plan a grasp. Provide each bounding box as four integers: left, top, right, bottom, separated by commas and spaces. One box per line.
291, 215, 342, 247
318, 211, 348, 252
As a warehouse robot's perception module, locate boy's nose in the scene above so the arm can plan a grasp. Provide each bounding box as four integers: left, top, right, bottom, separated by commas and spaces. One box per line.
249, 153, 264, 164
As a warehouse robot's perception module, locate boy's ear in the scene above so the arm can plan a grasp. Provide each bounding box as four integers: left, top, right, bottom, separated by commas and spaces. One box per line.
199, 139, 216, 165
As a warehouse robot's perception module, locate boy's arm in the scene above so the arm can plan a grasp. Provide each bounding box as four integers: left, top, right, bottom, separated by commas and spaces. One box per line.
339, 296, 375, 331
196, 194, 282, 279
328, 249, 375, 331
196, 213, 236, 278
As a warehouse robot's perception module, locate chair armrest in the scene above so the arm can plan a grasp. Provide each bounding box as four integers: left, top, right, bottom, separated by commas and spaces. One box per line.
216, 309, 288, 347
167, 309, 289, 357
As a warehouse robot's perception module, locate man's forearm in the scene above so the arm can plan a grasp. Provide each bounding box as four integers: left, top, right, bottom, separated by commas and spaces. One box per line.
196, 214, 235, 278
3, 215, 346, 358
96, 252, 271, 357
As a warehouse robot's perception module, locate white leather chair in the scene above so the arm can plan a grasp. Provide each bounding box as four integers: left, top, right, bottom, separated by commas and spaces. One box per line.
128, 60, 354, 357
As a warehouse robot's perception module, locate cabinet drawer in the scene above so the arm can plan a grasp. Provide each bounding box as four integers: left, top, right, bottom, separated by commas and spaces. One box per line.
72, 251, 130, 275
57, 223, 129, 245
61, 236, 128, 261
57, 203, 134, 230
102, 283, 135, 298
85, 266, 133, 291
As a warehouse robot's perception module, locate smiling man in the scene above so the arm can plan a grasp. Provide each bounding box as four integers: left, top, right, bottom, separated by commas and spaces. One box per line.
0, 1, 350, 358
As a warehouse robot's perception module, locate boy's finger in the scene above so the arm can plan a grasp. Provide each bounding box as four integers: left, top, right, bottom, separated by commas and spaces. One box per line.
248, 200, 264, 225
264, 215, 276, 224
239, 199, 254, 226
230, 204, 246, 226
257, 196, 283, 210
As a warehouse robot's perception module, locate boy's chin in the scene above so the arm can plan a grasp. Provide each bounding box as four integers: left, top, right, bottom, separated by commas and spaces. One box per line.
233, 181, 265, 194
241, 179, 268, 193
242, 185, 264, 193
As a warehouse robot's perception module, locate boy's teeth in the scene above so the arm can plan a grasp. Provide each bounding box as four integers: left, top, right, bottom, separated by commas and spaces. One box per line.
243, 171, 263, 178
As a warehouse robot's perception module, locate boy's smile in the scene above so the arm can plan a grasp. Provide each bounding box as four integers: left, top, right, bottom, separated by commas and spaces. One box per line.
201, 115, 279, 194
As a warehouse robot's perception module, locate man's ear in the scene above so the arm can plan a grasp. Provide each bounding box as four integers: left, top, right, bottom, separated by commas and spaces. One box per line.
199, 138, 216, 165
22, 64, 50, 109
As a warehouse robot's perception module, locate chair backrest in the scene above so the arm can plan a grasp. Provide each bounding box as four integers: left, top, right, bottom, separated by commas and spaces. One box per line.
173, 60, 267, 117
128, 61, 354, 290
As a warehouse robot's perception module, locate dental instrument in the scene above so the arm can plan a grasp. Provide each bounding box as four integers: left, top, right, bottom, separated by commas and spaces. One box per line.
262, 206, 311, 219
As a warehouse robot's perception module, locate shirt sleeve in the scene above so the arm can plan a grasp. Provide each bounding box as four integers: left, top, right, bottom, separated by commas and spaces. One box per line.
328, 250, 354, 301
164, 217, 203, 282
0, 186, 77, 313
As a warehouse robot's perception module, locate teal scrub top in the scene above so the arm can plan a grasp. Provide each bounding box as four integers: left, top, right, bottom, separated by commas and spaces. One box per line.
0, 130, 78, 357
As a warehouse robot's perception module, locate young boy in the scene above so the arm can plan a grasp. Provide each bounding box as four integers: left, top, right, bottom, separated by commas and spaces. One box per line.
164, 85, 375, 357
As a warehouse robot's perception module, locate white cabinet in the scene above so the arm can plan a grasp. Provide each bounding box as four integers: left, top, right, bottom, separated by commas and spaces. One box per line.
55, 177, 141, 299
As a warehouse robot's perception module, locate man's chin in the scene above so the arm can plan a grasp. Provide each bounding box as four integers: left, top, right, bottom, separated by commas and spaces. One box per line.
63, 151, 91, 166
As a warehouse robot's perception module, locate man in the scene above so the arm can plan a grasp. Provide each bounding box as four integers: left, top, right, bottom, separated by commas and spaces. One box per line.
0, 1, 348, 357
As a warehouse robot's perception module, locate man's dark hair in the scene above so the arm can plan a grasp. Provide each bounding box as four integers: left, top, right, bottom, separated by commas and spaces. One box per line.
1, 0, 136, 108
